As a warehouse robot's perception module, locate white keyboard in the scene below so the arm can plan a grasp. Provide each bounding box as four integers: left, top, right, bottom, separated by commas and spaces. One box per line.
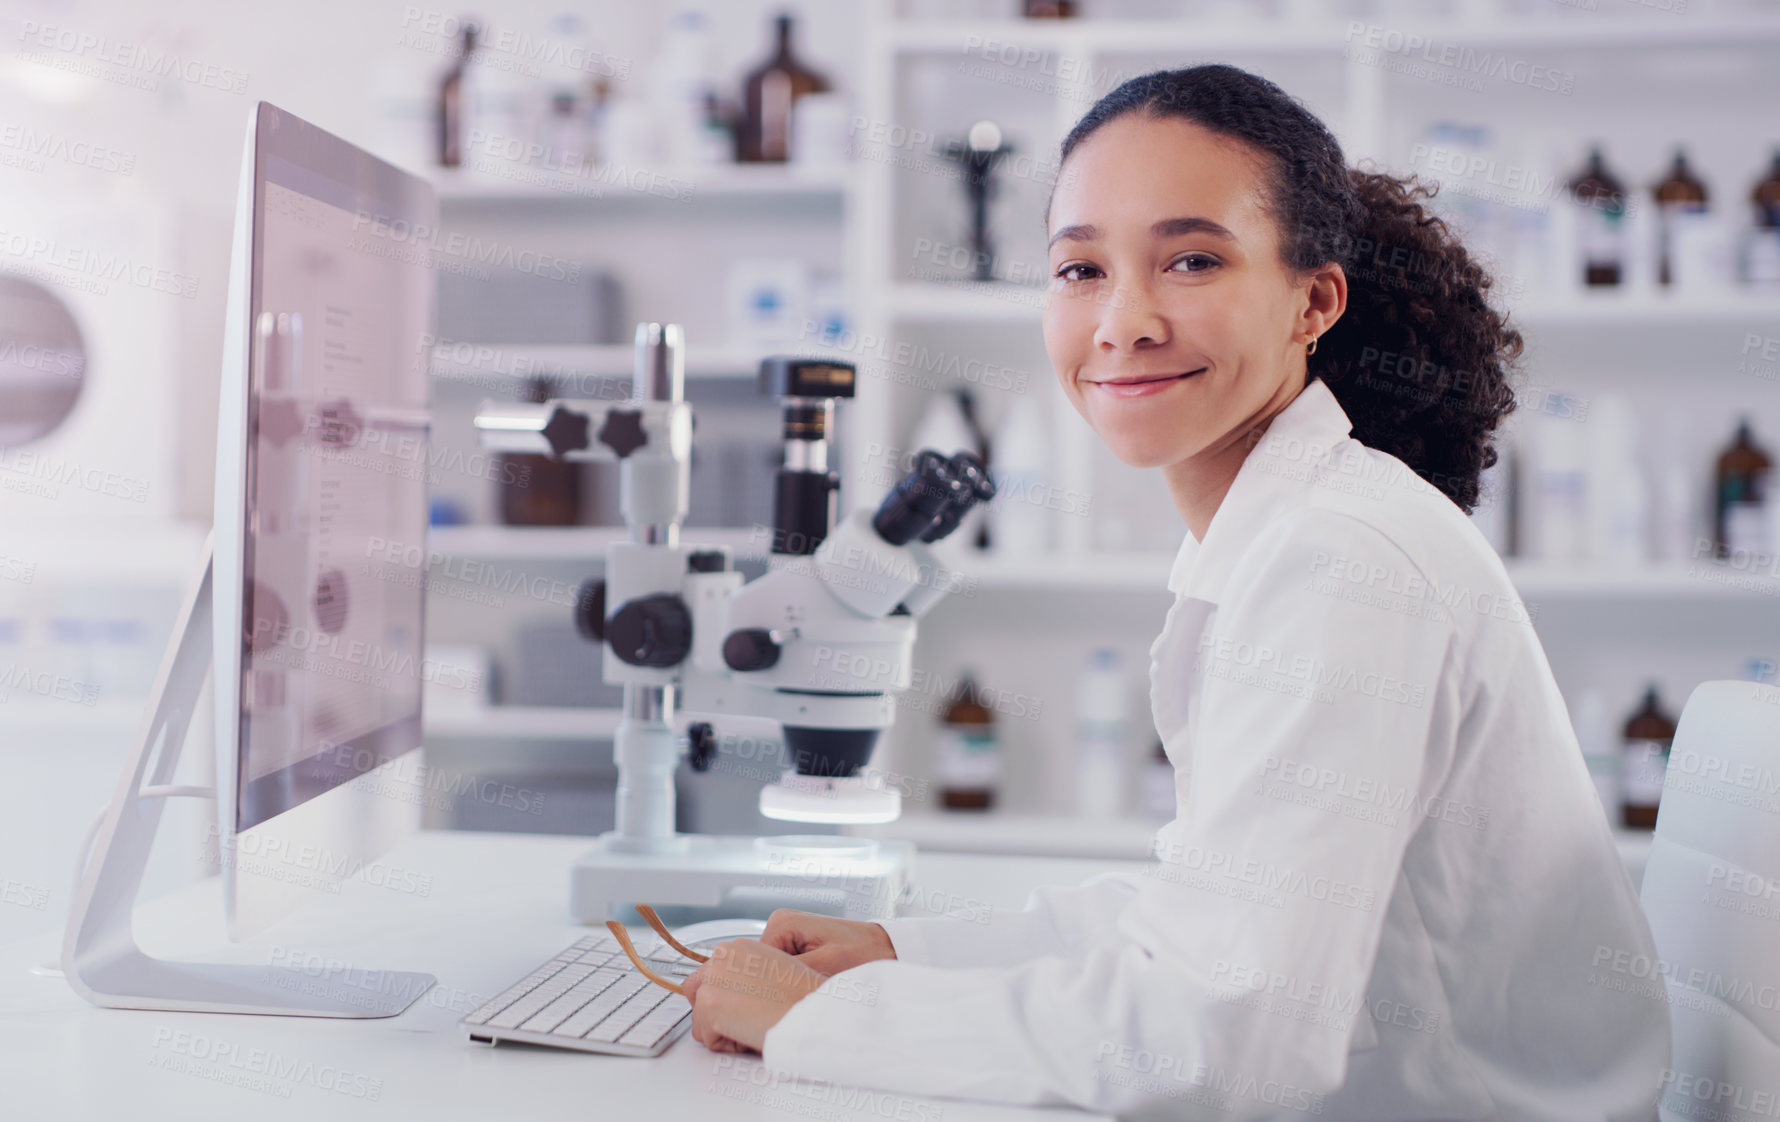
462, 919, 765, 1057
462, 932, 696, 1056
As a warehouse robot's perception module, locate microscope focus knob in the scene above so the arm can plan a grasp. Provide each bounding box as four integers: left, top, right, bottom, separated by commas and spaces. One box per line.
722, 628, 781, 672
573, 579, 607, 642
607, 594, 693, 668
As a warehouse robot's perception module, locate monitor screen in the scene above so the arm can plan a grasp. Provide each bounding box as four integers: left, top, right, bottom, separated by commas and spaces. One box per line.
234, 106, 433, 831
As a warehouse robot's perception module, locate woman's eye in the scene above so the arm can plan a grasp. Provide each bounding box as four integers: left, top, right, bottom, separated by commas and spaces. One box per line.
1169, 254, 1220, 274
1053, 263, 1101, 283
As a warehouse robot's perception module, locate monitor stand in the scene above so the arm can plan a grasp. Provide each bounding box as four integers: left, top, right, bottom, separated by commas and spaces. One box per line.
59, 533, 435, 1017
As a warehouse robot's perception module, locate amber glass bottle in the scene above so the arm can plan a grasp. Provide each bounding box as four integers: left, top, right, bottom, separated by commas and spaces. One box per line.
1714, 417, 1774, 559
1620, 686, 1677, 830
1652, 148, 1709, 288
1568, 146, 1628, 287
937, 672, 1000, 811
436, 23, 479, 168
737, 14, 830, 163
497, 377, 583, 526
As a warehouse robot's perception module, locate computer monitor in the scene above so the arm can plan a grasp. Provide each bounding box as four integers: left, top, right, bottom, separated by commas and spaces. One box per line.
61, 102, 439, 1016
213, 101, 435, 939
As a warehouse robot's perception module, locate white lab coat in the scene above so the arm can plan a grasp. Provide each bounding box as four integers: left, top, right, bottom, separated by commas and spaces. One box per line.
762, 377, 1671, 1120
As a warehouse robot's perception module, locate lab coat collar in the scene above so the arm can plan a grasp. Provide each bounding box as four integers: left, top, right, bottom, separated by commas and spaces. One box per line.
1165, 376, 1355, 602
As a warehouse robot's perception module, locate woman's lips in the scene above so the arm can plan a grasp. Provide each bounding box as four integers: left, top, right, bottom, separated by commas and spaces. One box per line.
1089, 368, 1206, 398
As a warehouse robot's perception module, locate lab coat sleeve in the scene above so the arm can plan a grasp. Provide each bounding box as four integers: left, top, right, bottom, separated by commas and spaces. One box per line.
876, 870, 1148, 968
762, 510, 1455, 1117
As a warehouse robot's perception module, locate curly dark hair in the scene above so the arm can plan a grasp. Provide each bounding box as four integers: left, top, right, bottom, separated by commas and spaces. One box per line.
1053, 64, 1522, 514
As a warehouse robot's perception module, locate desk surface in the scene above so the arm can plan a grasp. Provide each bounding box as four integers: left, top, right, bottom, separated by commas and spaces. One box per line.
1, 830, 1131, 1122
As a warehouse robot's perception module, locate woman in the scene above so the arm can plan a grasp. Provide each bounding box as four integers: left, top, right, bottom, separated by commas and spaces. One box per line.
681, 64, 1670, 1120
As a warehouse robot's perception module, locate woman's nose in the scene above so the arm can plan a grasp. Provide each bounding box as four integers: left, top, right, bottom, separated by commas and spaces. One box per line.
1092, 285, 1170, 352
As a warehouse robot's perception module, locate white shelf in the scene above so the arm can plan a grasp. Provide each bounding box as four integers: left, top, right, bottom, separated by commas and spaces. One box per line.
888, 281, 1044, 322
889, 15, 1780, 56
432, 163, 853, 203
426, 524, 771, 561
1507, 560, 1780, 599
957, 550, 1176, 592
1510, 292, 1780, 329
424, 705, 621, 740
429, 342, 841, 384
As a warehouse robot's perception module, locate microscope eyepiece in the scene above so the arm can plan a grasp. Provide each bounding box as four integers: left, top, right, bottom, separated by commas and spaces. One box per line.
918, 451, 996, 544
872, 448, 967, 545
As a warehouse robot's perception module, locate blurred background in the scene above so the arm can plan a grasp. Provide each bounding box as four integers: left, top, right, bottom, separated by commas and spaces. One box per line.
4, 0, 1779, 942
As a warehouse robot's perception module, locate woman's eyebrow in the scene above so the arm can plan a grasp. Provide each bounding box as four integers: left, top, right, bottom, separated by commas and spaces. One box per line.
1152, 216, 1237, 241
1048, 216, 1237, 251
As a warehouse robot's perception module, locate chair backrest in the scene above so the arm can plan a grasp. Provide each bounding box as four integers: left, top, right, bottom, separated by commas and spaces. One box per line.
1639, 680, 1780, 1121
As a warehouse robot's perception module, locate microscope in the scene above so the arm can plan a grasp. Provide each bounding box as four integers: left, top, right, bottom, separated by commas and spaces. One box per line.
474, 322, 994, 922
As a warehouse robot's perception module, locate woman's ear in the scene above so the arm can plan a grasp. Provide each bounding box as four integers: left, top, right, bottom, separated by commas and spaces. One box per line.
1301, 261, 1347, 341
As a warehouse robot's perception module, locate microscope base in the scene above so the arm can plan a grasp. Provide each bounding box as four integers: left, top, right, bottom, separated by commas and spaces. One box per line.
568, 834, 915, 925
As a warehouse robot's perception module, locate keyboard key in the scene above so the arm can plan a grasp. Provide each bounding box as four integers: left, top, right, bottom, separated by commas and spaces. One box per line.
617, 995, 691, 1048
465, 963, 564, 1024
555, 976, 648, 1038
486, 965, 594, 1029
585, 989, 669, 1043
520, 970, 623, 1034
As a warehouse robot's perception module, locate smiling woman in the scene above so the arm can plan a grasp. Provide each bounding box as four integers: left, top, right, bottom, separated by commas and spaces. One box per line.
1043, 63, 1523, 537
690, 64, 1670, 1122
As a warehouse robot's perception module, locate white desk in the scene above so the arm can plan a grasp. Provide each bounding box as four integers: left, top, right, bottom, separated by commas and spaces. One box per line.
0, 830, 1129, 1122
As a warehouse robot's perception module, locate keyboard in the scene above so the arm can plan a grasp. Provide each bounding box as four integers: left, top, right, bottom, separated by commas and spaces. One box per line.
462, 932, 696, 1056
462, 919, 764, 1057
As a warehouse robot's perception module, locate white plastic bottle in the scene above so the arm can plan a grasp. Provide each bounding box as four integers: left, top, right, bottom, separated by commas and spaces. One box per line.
1573, 688, 1618, 820
987, 393, 1052, 558
1528, 406, 1589, 562
1586, 393, 1650, 565
1074, 649, 1131, 818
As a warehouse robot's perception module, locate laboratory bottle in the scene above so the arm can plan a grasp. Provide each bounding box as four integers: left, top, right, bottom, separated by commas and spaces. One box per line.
936, 672, 1000, 811
1713, 417, 1773, 559
1652, 148, 1710, 289
1620, 685, 1677, 831
435, 22, 479, 168
1743, 149, 1780, 287
987, 392, 1052, 557
1568, 146, 1628, 287
1074, 649, 1131, 817
1573, 688, 1618, 819
498, 377, 583, 526
738, 14, 830, 163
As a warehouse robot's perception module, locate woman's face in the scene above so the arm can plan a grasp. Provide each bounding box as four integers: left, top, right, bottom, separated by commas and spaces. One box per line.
1043, 113, 1329, 470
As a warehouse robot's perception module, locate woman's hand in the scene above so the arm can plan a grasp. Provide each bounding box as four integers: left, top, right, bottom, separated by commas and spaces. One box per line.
757, 908, 898, 975
682, 938, 830, 1054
